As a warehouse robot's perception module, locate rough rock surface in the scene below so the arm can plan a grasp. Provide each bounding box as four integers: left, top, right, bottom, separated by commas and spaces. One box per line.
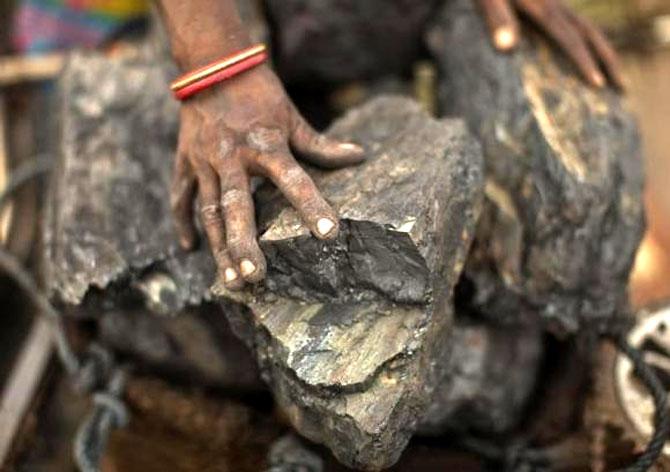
428, 0, 645, 334
43, 51, 214, 309
98, 305, 262, 390
216, 97, 484, 470
44, 48, 491, 468
267, 435, 324, 472
264, 0, 439, 83
43, 0, 268, 309
419, 322, 543, 435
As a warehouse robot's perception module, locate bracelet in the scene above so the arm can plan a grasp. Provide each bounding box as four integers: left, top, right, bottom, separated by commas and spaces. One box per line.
170, 44, 268, 101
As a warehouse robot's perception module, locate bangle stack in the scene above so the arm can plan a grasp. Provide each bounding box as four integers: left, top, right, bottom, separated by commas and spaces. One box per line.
170, 43, 268, 101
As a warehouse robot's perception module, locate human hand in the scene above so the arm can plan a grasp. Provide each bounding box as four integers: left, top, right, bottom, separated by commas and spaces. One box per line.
477, 0, 624, 89
171, 65, 365, 289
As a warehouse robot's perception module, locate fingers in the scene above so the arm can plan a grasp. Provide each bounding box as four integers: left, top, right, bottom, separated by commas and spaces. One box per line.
258, 151, 339, 240
290, 109, 365, 169
195, 163, 243, 290
218, 166, 267, 284
517, 0, 605, 88
565, 9, 625, 90
216, 247, 245, 291
170, 153, 197, 250
478, 0, 520, 51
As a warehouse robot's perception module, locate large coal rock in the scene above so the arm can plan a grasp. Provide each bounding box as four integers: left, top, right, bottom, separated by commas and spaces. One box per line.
41, 51, 253, 389
427, 0, 645, 334
44, 0, 268, 309
216, 96, 484, 470
43, 51, 208, 308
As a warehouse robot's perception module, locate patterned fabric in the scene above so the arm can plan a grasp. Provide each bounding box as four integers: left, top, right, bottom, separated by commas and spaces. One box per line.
12, 0, 149, 54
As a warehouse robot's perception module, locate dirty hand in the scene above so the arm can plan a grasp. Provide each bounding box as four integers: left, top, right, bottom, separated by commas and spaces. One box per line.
477, 0, 624, 89
170, 64, 365, 290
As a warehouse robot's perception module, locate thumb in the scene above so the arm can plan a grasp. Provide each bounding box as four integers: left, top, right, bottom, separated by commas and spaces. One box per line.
289, 107, 366, 169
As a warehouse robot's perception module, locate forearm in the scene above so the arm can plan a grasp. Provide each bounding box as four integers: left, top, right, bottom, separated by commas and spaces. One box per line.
155, 0, 252, 70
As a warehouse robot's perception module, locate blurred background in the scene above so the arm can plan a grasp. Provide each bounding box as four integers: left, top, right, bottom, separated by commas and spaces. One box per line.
0, 0, 669, 470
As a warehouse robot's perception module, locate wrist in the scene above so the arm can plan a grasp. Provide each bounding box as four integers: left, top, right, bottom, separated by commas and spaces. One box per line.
173, 26, 253, 71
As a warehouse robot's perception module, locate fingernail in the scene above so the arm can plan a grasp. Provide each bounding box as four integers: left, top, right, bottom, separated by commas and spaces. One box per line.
240, 259, 257, 277
592, 72, 605, 88
224, 268, 238, 283
316, 218, 336, 237
494, 27, 516, 50
339, 143, 364, 153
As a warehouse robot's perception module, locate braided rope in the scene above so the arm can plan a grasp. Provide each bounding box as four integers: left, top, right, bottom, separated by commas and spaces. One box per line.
610, 334, 670, 472
459, 332, 670, 471
0, 157, 128, 472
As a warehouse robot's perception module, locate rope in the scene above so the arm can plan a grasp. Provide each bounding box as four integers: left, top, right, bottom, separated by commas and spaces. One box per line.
0, 157, 128, 472
0, 155, 52, 212
73, 370, 129, 472
609, 334, 670, 472
458, 332, 670, 471
0, 247, 80, 374
0, 245, 128, 471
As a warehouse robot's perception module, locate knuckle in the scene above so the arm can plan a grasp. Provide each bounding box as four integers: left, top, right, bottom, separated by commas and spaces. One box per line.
217, 134, 236, 161
277, 165, 308, 187
295, 121, 327, 149
221, 188, 248, 210
227, 228, 259, 256
247, 126, 286, 153
200, 204, 222, 225
308, 132, 329, 149
226, 231, 248, 249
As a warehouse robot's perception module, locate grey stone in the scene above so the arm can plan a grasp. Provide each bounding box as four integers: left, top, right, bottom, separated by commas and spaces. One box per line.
419, 322, 543, 435
268, 434, 323, 472
98, 305, 262, 391
43, 0, 269, 308
43, 51, 214, 310
215, 96, 484, 470
42, 52, 263, 390
427, 0, 645, 334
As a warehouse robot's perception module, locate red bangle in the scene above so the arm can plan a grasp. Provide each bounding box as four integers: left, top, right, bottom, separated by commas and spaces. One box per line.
170, 44, 268, 101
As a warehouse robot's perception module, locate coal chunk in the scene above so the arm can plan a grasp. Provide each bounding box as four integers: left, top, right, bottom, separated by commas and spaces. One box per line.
419, 322, 543, 435
427, 0, 645, 334
215, 97, 484, 470
43, 51, 215, 309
